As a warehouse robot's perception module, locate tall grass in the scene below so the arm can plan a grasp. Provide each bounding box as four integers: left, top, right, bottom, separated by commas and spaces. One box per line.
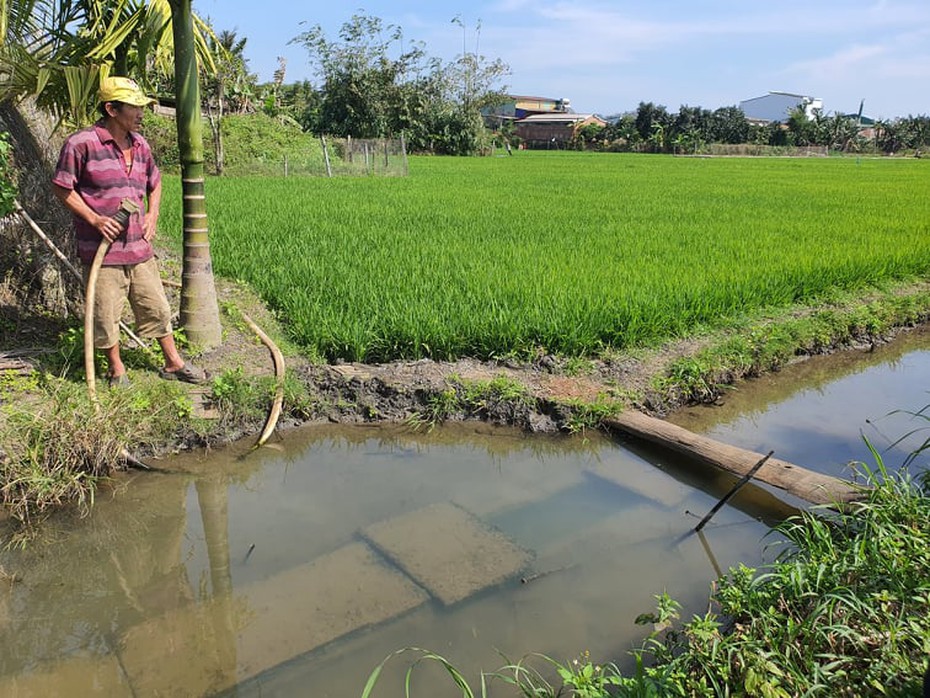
0, 374, 191, 524
159, 152, 930, 362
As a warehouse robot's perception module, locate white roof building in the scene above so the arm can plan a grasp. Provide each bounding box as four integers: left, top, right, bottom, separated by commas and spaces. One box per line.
739, 91, 823, 124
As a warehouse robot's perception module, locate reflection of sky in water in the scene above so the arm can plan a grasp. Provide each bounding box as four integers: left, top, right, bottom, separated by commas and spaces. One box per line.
674, 341, 930, 479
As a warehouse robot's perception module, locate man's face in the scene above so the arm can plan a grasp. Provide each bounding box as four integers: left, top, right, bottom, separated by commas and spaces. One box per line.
106, 102, 145, 132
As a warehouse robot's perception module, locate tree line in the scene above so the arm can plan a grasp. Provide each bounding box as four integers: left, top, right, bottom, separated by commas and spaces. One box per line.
569, 102, 930, 155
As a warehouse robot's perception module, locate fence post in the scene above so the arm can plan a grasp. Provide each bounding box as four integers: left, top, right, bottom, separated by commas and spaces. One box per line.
401, 134, 408, 176
284, 154, 288, 177
321, 135, 333, 178
384, 139, 389, 169
347, 135, 353, 163
364, 142, 371, 174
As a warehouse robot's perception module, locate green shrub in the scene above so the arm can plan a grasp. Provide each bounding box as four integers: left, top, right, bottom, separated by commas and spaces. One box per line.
142, 111, 323, 176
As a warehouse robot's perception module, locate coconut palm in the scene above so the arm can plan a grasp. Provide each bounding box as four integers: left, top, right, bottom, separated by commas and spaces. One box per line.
167, 0, 221, 347
0, 0, 216, 128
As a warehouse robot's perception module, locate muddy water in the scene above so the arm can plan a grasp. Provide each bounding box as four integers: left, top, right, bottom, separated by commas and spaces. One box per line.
0, 423, 776, 697
4, 330, 929, 697
670, 326, 930, 484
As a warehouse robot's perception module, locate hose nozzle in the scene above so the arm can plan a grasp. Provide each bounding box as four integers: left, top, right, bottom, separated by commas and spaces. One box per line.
112, 198, 141, 231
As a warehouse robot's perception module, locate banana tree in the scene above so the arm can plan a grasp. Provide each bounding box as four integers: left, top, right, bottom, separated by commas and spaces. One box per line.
167, 0, 221, 348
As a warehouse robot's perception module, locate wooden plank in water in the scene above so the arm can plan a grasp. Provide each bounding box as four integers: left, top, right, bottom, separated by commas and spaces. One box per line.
362, 502, 532, 605
604, 412, 862, 506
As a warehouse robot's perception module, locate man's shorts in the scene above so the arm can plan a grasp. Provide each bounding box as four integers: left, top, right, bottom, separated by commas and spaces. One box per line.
82, 257, 173, 349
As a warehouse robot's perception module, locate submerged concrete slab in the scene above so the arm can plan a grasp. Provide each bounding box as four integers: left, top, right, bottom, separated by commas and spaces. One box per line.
0, 655, 130, 698
118, 541, 428, 696
236, 541, 428, 677
362, 502, 532, 606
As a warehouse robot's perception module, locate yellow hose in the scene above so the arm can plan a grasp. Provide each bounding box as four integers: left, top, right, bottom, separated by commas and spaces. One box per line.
16, 200, 154, 354
240, 311, 285, 448
84, 239, 111, 406
83, 238, 160, 471
85, 241, 284, 458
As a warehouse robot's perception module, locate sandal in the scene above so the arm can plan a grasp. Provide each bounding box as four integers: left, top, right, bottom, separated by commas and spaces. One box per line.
159, 361, 206, 385
107, 373, 131, 389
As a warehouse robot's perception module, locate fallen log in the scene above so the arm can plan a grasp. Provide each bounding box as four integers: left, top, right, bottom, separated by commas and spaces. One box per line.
604, 411, 862, 506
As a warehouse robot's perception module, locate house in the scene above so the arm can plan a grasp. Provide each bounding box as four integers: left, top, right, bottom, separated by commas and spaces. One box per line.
739, 91, 823, 124
483, 95, 573, 127
514, 113, 607, 148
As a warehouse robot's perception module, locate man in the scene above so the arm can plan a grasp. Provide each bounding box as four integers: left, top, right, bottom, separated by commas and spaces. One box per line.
53, 76, 204, 386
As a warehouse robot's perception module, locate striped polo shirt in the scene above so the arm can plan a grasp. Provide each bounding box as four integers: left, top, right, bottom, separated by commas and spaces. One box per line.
52, 121, 161, 266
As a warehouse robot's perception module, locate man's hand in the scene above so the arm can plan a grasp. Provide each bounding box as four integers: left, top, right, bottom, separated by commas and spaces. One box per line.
142, 212, 158, 242
95, 213, 123, 243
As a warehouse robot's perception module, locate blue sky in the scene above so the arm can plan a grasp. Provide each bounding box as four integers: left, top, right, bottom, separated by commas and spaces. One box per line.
193, 0, 930, 120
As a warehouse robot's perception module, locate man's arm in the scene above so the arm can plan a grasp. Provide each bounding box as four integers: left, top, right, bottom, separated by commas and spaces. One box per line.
143, 181, 161, 242
52, 184, 122, 243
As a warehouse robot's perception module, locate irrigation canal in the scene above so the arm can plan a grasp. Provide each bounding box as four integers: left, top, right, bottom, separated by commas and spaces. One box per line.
1, 327, 929, 696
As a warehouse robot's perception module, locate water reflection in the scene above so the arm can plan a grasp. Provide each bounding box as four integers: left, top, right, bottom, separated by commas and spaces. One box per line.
670, 326, 930, 479
0, 423, 775, 697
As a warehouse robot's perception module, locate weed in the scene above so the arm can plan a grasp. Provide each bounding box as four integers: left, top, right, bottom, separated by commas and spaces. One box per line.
656, 356, 717, 403
563, 396, 623, 435
461, 376, 531, 411
0, 378, 189, 524
209, 367, 268, 424
409, 387, 460, 430
282, 370, 316, 420
563, 356, 594, 377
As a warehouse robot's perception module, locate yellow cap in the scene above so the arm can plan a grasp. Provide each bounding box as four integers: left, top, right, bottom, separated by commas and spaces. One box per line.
98, 76, 157, 107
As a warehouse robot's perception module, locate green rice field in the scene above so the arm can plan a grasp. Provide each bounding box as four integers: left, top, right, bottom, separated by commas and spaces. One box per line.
160, 152, 930, 362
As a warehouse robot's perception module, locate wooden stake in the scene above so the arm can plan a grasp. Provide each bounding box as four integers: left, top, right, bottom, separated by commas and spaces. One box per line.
321, 135, 332, 178
695, 450, 774, 532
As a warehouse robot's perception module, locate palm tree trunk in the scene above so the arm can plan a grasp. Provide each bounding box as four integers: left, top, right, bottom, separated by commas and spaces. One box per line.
169, 0, 222, 349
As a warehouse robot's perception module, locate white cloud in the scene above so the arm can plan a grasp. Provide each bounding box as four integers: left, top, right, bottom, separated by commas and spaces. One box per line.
786, 43, 890, 78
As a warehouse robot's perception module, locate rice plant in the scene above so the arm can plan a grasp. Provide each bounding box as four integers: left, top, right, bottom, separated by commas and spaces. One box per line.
159, 152, 930, 363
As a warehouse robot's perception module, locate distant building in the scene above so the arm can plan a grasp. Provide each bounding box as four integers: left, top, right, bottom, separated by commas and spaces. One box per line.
515, 113, 607, 148
483, 95, 573, 127
739, 91, 823, 124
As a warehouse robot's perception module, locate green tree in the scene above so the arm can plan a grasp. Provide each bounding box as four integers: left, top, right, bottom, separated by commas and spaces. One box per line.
786, 105, 817, 146
291, 12, 508, 155
602, 114, 638, 150
291, 13, 414, 138
204, 28, 254, 175
634, 102, 671, 152
275, 80, 321, 132
167, 0, 221, 348
709, 106, 749, 144
819, 113, 860, 151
